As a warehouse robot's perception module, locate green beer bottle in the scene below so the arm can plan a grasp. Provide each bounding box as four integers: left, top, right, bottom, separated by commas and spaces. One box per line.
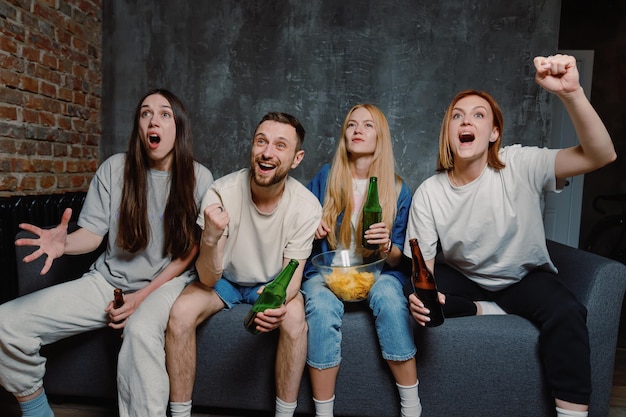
243, 259, 299, 334
362, 176, 382, 250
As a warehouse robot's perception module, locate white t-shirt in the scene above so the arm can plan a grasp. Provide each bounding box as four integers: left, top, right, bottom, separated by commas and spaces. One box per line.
197, 168, 322, 286
403, 145, 561, 291
78, 153, 214, 291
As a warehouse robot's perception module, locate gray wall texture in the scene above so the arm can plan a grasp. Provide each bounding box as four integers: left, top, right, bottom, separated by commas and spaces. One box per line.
102, 0, 560, 192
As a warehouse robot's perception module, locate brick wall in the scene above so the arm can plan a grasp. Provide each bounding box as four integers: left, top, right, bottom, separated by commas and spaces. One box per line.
0, 0, 102, 197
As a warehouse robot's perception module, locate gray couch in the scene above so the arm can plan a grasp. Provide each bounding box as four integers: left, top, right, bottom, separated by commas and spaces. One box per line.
3, 228, 626, 417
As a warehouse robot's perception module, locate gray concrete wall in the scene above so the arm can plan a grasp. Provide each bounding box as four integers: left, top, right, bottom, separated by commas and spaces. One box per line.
101, 0, 561, 192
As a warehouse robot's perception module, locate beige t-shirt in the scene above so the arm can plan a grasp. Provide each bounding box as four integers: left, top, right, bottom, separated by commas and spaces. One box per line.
197, 168, 322, 286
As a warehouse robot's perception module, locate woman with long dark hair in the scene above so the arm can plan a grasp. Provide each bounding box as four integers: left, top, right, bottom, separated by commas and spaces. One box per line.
0, 89, 213, 417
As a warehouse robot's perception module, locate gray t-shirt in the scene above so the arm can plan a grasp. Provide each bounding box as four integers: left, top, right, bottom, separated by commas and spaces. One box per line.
78, 153, 214, 291
404, 145, 560, 291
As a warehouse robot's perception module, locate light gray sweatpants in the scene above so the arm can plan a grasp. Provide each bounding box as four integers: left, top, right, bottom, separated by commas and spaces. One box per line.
117, 273, 193, 417
0, 270, 116, 397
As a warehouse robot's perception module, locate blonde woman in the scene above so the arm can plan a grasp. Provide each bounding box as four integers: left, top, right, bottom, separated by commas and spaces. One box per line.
302, 104, 419, 416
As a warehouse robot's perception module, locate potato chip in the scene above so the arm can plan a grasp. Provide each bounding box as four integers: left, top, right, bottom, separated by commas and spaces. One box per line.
325, 268, 376, 301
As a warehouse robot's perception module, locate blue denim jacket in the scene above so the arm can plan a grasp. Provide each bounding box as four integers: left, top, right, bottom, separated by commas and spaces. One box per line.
303, 164, 412, 284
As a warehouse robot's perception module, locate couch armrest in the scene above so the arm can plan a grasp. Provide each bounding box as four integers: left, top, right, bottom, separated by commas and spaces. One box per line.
15, 223, 105, 296
547, 239, 626, 319
547, 239, 626, 415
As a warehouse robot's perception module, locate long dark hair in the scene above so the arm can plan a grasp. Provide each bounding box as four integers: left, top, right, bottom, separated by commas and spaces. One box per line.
117, 88, 198, 259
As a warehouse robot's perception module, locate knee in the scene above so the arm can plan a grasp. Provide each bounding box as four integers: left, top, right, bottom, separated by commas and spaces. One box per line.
545, 296, 588, 329
370, 277, 399, 298
369, 277, 404, 309
0, 311, 10, 336
281, 297, 308, 338
305, 286, 342, 319
167, 300, 199, 337
0, 302, 29, 346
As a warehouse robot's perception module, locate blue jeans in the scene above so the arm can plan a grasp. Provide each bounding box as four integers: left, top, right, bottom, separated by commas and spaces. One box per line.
302, 273, 416, 369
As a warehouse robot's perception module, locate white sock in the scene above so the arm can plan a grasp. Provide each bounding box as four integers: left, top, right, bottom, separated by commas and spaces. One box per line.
169, 400, 192, 417
476, 301, 506, 315
313, 395, 335, 417
556, 407, 588, 417
275, 397, 297, 417
397, 381, 422, 417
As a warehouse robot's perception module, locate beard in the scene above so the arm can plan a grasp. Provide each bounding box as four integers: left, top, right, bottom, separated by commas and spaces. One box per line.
250, 156, 290, 187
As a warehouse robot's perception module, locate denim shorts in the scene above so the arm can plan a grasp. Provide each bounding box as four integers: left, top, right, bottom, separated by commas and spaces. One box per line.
213, 277, 264, 309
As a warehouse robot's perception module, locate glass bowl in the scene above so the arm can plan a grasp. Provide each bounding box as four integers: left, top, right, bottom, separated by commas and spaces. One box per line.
311, 250, 387, 302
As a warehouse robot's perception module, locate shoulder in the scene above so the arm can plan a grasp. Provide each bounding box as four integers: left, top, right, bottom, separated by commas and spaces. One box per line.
500, 144, 555, 159
95, 153, 126, 177
413, 172, 447, 201
193, 161, 212, 177
213, 168, 248, 188
499, 144, 525, 160
393, 176, 412, 204
418, 172, 445, 190
308, 164, 331, 184
101, 153, 126, 168
396, 176, 412, 197
306, 164, 331, 197
286, 177, 323, 210
499, 144, 558, 167
318, 163, 332, 177
193, 161, 214, 185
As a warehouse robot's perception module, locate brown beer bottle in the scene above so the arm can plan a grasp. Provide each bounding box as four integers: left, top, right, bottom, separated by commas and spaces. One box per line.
409, 238, 444, 327
113, 288, 124, 324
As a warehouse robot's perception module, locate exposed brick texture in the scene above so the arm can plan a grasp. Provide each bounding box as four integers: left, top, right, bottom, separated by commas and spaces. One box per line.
0, 0, 102, 196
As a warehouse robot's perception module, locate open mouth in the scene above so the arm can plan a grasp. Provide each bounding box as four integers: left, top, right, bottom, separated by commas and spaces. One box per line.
459, 132, 475, 143
258, 161, 276, 173
148, 134, 161, 149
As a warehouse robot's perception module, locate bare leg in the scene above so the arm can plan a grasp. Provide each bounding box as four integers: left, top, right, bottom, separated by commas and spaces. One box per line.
387, 357, 417, 386
555, 398, 588, 412
275, 293, 308, 402
16, 387, 43, 403
166, 282, 224, 402
389, 358, 422, 417
308, 365, 340, 400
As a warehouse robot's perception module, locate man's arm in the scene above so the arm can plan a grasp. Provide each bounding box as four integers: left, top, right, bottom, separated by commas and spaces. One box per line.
195, 203, 228, 287
284, 257, 307, 303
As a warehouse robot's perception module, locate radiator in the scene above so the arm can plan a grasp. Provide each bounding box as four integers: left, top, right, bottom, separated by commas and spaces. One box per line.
0, 192, 87, 303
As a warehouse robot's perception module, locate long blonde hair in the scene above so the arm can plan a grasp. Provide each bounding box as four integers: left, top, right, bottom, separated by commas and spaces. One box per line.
322, 104, 400, 250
